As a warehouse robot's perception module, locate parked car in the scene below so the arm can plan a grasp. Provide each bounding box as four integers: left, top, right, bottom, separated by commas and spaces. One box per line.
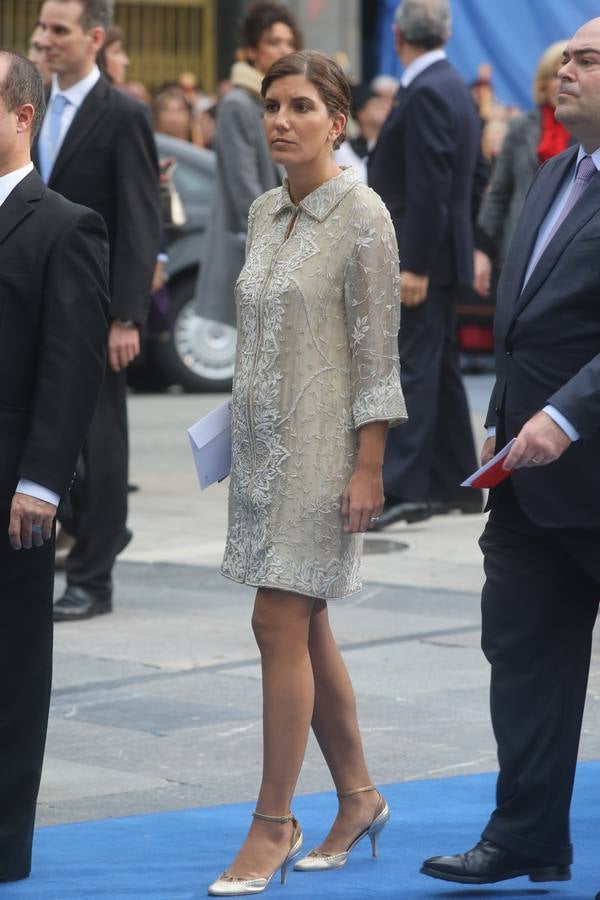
130, 134, 236, 392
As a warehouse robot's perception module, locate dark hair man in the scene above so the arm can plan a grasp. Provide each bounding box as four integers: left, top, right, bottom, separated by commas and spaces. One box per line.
0, 48, 109, 880
34, 0, 161, 621
422, 15, 600, 889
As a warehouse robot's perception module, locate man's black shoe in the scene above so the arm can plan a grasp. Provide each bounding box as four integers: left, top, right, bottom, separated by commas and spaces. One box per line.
370, 500, 431, 530
53, 586, 112, 622
420, 839, 571, 884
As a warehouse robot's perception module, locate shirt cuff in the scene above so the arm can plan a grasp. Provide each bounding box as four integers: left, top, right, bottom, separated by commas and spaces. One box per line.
543, 405, 580, 442
486, 426, 497, 437
157, 253, 169, 264
16, 479, 60, 507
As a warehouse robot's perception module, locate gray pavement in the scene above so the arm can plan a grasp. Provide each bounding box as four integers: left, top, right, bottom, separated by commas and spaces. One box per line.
40, 376, 600, 827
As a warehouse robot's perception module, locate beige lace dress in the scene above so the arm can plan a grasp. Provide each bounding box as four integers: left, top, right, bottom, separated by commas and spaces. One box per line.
221, 167, 407, 600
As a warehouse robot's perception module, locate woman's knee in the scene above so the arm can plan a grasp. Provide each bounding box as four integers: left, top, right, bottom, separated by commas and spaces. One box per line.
251, 589, 312, 656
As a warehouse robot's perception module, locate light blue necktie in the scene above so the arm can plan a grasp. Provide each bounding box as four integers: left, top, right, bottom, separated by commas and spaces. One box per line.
39, 94, 69, 183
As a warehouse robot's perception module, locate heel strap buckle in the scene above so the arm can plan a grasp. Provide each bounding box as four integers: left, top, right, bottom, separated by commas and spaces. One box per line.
252, 811, 294, 824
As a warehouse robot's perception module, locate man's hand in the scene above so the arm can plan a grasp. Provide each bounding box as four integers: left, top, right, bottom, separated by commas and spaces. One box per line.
108, 321, 140, 373
400, 271, 429, 307
504, 411, 572, 471
473, 249, 492, 297
481, 435, 496, 466
9, 493, 56, 550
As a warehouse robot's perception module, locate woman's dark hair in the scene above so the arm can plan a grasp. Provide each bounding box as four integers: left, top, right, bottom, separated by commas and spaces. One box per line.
97, 24, 124, 82
240, 2, 303, 52
261, 51, 351, 150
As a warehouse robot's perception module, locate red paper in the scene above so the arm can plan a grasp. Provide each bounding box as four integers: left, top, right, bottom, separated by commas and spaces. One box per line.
461, 439, 516, 489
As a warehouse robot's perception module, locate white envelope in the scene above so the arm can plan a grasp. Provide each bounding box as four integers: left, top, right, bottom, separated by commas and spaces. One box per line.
188, 398, 232, 490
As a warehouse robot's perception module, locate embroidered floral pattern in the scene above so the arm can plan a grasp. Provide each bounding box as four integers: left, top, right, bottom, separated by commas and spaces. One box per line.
221, 168, 407, 600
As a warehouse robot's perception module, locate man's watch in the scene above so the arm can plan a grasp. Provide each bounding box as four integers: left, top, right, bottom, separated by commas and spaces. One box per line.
115, 319, 135, 328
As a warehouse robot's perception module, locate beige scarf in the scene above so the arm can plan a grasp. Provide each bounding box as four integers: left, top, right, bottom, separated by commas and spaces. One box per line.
230, 60, 264, 99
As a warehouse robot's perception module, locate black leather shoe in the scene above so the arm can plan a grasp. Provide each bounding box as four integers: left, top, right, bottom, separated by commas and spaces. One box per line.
53, 585, 112, 622
370, 499, 431, 530
420, 839, 571, 884
0, 871, 29, 883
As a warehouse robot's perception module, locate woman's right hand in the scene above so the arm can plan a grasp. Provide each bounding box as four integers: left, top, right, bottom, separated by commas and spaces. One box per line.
473, 249, 492, 297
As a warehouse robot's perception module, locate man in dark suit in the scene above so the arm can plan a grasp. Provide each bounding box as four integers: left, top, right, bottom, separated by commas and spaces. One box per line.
34, 0, 161, 620
421, 16, 600, 886
0, 49, 108, 880
368, 0, 487, 528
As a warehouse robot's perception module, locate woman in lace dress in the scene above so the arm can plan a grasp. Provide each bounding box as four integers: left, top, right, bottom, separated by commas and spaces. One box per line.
208, 52, 406, 897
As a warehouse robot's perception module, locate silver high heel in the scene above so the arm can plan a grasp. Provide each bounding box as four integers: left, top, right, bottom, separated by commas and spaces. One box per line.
207, 811, 304, 896
294, 785, 390, 871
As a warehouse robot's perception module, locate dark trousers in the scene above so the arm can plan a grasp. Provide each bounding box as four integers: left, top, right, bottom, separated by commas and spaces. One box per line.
0, 509, 54, 879
61, 366, 129, 597
382, 286, 480, 503
480, 482, 599, 864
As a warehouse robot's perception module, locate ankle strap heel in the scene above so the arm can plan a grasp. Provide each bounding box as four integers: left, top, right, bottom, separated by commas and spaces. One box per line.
294, 785, 390, 872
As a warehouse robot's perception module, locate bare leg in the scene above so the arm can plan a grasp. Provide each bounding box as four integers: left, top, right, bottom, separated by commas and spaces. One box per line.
226, 588, 315, 878
308, 600, 381, 851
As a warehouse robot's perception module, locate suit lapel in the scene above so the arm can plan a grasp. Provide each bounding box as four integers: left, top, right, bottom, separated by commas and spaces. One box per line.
506, 149, 577, 304
510, 151, 600, 324
0, 170, 44, 247
47, 78, 110, 186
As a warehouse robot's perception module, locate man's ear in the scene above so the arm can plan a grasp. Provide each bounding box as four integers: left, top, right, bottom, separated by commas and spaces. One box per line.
15, 103, 35, 136
89, 25, 106, 55
393, 25, 404, 56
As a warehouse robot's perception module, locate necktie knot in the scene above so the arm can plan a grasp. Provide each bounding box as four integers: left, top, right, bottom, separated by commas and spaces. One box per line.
52, 94, 69, 117
575, 154, 596, 184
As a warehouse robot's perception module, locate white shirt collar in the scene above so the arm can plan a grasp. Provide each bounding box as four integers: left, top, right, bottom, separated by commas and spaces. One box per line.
400, 48, 447, 88
576, 144, 600, 172
49, 64, 101, 109
0, 162, 35, 206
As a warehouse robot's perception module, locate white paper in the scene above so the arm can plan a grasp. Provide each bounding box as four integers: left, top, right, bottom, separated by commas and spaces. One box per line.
188, 398, 232, 490
461, 438, 516, 487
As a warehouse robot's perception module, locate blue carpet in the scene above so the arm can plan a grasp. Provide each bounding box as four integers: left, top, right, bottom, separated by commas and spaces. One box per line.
1, 764, 598, 900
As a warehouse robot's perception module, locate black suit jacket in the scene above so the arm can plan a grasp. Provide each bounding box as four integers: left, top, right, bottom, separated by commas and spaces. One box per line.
487, 145, 600, 528
368, 59, 487, 288
33, 76, 161, 324
0, 170, 109, 507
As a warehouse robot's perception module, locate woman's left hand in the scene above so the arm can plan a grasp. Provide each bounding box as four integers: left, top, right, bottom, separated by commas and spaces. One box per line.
341, 466, 384, 533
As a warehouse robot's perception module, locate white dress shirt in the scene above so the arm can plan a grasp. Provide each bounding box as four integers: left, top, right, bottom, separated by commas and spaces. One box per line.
38, 65, 101, 172
488, 145, 600, 444
0, 162, 60, 507
0, 161, 34, 204
400, 49, 447, 88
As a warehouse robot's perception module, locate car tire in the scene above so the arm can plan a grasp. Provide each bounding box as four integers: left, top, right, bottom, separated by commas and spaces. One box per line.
154, 269, 236, 392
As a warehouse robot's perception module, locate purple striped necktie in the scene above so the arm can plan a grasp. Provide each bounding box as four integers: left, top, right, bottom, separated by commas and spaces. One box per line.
524, 154, 597, 288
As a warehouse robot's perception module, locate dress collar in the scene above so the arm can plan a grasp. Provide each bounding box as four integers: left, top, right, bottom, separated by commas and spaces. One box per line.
272, 167, 360, 222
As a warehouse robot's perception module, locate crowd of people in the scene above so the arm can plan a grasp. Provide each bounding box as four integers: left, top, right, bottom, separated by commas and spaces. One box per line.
1, 0, 599, 896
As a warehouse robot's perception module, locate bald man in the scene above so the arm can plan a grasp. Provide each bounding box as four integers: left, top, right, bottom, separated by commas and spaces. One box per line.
422, 16, 600, 886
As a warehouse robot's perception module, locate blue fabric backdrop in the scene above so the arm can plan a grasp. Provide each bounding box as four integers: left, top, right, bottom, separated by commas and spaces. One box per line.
376, 0, 599, 109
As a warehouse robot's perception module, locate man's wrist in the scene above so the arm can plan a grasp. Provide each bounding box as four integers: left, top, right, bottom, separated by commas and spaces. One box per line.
16, 479, 59, 507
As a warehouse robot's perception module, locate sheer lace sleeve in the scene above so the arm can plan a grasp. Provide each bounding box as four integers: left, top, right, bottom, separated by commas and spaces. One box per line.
343, 195, 407, 429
